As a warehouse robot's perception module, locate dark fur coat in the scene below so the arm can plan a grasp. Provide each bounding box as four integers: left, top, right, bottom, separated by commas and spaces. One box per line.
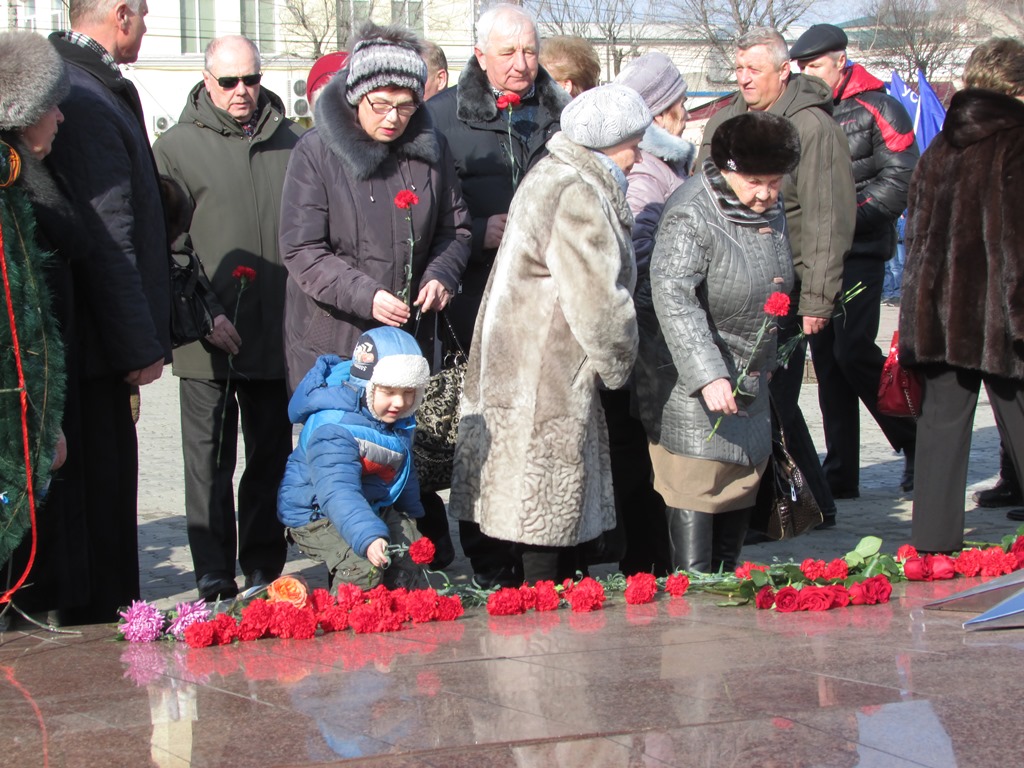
900, 89, 1024, 380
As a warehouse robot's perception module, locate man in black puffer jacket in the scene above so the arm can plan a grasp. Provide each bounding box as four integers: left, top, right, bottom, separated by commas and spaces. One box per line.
791, 24, 919, 502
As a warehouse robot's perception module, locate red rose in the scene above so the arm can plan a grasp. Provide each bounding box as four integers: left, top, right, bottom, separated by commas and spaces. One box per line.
774, 586, 800, 612
763, 292, 791, 317
800, 558, 827, 581
797, 586, 833, 612
930, 554, 956, 580
903, 556, 932, 581
487, 587, 526, 616
564, 577, 606, 613
823, 559, 849, 581
408, 537, 436, 565
896, 544, 918, 562
496, 93, 521, 110
828, 585, 851, 608
393, 189, 420, 209
953, 548, 983, 577
231, 265, 256, 283
184, 621, 216, 648
848, 580, 870, 605
435, 595, 464, 621
533, 580, 561, 611
665, 573, 690, 597
754, 585, 776, 609
1010, 536, 1024, 569
862, 575, 892, 604
624, 573, 658, 605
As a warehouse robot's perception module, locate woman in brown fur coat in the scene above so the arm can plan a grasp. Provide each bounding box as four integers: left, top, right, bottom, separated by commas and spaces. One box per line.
448, 85, 650, 583
900, 38, 1024, 553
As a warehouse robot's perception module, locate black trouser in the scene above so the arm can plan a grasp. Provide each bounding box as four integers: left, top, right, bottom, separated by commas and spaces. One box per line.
179, 377, 291, 584
770, 307, 836, 516
912, 366, 1024, 553
810, 255, 916, 492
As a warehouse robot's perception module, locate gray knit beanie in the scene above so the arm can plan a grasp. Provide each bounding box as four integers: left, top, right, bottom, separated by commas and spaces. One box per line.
0, 31, 70, 131
345, 22, 427, 106
560, 84, 652, 149
615, 52, 688, 116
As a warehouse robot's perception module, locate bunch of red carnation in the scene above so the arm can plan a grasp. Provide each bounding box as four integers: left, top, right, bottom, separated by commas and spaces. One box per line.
799, 558, 849, 582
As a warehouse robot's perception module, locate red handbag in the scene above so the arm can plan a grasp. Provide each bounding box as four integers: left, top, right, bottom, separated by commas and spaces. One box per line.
877, 330, 923, 418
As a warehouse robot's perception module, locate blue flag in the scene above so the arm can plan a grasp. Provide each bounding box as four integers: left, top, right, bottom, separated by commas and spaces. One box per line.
888, 71, 946, 149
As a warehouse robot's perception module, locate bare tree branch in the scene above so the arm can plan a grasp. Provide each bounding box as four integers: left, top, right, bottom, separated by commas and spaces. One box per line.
860, 0, 972, 79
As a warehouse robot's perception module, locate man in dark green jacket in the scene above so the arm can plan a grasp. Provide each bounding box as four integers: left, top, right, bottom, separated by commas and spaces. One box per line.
154, 35, 306, 601
696, 27, 856, 528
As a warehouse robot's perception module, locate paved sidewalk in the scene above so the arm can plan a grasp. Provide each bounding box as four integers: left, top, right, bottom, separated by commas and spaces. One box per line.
137, 305, 1015, 610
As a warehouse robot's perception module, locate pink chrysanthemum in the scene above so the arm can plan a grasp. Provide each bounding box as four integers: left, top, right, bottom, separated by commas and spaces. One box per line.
166, 599, 212, 640
118, 600, 166, 643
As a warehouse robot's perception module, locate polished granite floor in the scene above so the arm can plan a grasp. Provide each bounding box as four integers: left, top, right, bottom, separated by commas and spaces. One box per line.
3, 579, 1023, 767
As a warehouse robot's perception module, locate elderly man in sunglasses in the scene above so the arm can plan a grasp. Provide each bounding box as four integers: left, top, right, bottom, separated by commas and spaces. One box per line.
154, 35, 306, 602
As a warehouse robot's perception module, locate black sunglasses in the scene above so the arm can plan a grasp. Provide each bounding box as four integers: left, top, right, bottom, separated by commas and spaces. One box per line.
209, 72, 262, 89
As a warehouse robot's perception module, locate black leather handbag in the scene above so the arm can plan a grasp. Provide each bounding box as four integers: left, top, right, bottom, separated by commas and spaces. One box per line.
749, 398, 823, 540
169, 243, 215, 348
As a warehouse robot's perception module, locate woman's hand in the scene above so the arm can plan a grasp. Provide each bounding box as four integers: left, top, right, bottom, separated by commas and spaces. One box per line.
372, 290, 412, 327
366, 538, 390, 568
414, 279, 452, 313
701, 378, 738, 415
51, 429, 67, 471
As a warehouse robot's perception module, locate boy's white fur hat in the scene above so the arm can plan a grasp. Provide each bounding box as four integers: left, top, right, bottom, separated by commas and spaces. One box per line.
349, 326, 430, 417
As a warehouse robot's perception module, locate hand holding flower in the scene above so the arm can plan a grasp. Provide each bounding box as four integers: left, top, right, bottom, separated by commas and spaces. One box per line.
205, 313, 241, 355
372, 289, 412, 327
366, 538, 390, 568
701, 377, 739, 415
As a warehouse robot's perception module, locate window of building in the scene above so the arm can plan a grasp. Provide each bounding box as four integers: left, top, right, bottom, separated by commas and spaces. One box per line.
390, 0, 423, 35
181, 0, 216, 55
241, 0, 277, 53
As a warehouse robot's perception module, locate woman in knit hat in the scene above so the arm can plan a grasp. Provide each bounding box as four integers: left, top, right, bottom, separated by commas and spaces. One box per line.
0, 30, 89, 625
279, 21, 471, 569
634, 111, 801, 574
448, 84, 651, 583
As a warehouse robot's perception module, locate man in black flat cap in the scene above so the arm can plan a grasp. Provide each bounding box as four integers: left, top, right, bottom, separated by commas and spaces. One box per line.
791, 23, 919, 502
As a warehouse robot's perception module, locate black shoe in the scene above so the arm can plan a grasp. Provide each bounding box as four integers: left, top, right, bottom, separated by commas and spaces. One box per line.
429, 532, 456, 571
471, 567, 520, 590
815, 512, 837, 530
197, 573, 239, 602
900, 447, 915, 493
1007, 508, 1024, 522
243, 569, 279, 590
830, 487, 860, 500
974, 481, 1023, 508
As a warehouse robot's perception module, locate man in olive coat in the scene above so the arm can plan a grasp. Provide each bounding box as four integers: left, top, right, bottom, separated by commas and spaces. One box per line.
154, 35, 305, 601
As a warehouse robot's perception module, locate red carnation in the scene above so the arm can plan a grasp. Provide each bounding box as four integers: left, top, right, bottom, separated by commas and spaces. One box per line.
773, 586, 800, 612
664, 573, 690, 598
408, 537, 436, 565
237, 598, 274, 641
268, 602, 318, 639
823, 558, 849, 581
184, 621, 216, 648
336, 582, 365, 612
734, 561, 769, 579
564, 577, 606, 613
317, 605, 351, 633
487, 587, 526, 616
754, 585, 776, 609
624, 573, 659, 605
210, 612, 239, 645
349, 600, 404, 633
953, 548, 983, 577
231, 265, 256, 283
895, 544, 918, 562
800, 558, 827, 581
518, 584, 538, 610
435, 595, 464, 621
311, 588, 337, 613
496, 92, 521, 110
797, 586, 833, 612
394, 189, 420, 209
763, 292, 791, 317
981, 546, 1017, 577
533, 580, 561, 611
405, 589, 440, 623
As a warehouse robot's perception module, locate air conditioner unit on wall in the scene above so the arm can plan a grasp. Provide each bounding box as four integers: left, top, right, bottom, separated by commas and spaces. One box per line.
290, 79, 309, 118
152, 115, 175, 133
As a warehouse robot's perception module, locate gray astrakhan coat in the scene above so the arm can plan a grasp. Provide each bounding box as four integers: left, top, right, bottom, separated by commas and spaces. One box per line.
448, 132, 639, 547
635, 158, 794, 467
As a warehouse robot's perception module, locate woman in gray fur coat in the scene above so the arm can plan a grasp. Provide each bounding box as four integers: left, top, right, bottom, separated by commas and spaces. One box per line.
634, 112, 800, 574
448, 85, 650, 583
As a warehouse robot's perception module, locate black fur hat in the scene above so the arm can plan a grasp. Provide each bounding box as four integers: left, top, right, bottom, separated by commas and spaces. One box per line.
711, 112, 801, 176
0, 31, 69, 131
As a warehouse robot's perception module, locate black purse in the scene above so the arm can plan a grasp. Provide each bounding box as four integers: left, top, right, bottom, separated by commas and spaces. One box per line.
749, 398, 823, 540
169, 242, 215, 348
413, 311, 467, 492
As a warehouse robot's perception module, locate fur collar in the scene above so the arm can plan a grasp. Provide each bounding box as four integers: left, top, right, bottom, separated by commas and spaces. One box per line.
639, 124, 696, 169
315, 69, 440, 181
944, 88, 1024, 149
545, 132, 633, 227
455, 57, 569, 124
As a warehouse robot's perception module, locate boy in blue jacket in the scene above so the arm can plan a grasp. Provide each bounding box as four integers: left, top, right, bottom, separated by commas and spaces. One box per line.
278, 327, 431, 588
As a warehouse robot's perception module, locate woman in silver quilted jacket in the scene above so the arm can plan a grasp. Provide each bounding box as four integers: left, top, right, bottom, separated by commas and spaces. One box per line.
634, 111, 800, 573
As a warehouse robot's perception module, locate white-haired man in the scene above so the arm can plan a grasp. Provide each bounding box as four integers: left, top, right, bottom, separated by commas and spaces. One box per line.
427, 4, 570, 588
47, 0, 169, 623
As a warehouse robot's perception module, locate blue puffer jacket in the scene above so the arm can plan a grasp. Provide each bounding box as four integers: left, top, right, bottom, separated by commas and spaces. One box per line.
277, 355, 424, 557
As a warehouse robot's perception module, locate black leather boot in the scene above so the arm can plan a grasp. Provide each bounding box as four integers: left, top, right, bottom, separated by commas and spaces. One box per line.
665, 507, 714, 573
711, 507, 753, 573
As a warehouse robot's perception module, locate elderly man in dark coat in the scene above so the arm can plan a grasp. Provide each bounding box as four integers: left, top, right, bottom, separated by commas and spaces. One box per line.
426, 3, 569, 587
154, 35, 306, 601
46, 0, 170, 624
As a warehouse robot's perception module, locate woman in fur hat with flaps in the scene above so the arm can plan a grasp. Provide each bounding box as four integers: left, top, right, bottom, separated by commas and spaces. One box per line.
633, 112, 800, 576
0, 30, 89, 624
